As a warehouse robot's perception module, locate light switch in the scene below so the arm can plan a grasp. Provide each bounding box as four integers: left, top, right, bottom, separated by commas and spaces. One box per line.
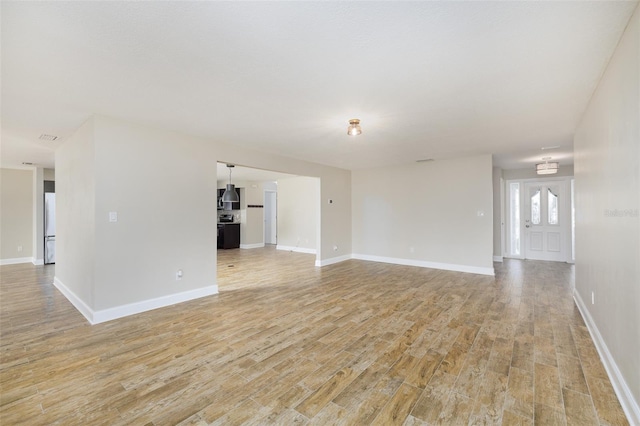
109, 212, 118, 222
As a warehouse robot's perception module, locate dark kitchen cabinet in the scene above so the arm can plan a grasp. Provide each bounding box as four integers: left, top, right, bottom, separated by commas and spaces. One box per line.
217, 188, 241, 210
217, 223, 240, 249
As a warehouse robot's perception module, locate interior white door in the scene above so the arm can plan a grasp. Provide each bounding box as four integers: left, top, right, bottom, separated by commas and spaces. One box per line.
264, 191, 277, 245
523, 181, 566, 261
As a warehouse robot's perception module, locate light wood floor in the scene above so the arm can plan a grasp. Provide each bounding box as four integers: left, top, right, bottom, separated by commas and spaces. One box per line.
1, 247, 629, 425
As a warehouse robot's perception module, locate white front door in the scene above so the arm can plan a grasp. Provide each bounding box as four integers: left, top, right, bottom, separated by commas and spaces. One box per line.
523, 181, 566, 261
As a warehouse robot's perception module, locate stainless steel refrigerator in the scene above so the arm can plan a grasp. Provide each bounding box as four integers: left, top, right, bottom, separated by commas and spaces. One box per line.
44, 192, 56, 264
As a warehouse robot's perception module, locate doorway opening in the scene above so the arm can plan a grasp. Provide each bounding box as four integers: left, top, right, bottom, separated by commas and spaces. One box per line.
215, 163, 321, 292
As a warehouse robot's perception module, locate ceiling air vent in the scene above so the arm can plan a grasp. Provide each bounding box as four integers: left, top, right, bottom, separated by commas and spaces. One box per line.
39, 134, 58, 141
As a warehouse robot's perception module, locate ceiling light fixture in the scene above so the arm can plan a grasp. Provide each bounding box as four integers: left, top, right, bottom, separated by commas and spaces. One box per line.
221, 164, 240, 203
347, 119, 362, 136
536, 157, 559, 175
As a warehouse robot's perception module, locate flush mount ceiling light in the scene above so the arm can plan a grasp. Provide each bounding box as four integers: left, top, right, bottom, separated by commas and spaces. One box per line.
221, 164, 240, 202
536, 157, 559, 175
347, 119, 362, 136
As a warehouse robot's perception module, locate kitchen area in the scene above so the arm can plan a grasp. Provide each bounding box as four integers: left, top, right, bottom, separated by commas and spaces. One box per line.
216, 163, 284, 252
217, 186, 241, 250
216, 162, 319, 256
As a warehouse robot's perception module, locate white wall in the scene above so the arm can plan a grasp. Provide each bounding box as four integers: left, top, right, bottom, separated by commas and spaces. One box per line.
32, 167, 44, 265
492, 167, 502, 259
56, 119, 97, 307
352, 154, 494, 275
55, 114, 352, 322
44, 168, 56, 181
0, 168, 34, 263
277, 176, 319, 253
92, 116, 218, 311
0, 167, 56, 265
574, 5, 640, 422
263, 181, 277, 192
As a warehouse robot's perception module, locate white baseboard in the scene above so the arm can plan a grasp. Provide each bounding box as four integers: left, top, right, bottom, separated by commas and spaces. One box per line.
315, 254, 352, 267
0, 257, 34, 266
276, 245, 316, 255
240, 243, 265, 249
574, 289, 640, 425
53, 277, 95, 322
493, 255, 503, 262
352, 253, 495, 276
32, 258, 44, 266
54, 276, 218, 325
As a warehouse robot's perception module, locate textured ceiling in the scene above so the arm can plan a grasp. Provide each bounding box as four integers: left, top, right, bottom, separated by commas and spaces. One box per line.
1, 1, 637, 171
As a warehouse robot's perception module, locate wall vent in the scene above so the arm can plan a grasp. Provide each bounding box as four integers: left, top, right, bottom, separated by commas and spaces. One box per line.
39, 134, 58, 141
416, 158, 434, 163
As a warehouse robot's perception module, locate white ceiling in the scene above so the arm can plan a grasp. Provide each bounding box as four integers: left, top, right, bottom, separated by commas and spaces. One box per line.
2, 1, 637, 171
216, 162, 295, 183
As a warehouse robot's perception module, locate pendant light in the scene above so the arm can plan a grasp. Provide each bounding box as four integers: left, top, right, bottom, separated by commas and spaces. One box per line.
347, 119, 362, 136
536, 157, 559, 175
222, 164, 239, 202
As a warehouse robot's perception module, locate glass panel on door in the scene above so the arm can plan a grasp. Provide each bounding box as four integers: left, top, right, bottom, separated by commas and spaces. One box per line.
531, 189, 541, 225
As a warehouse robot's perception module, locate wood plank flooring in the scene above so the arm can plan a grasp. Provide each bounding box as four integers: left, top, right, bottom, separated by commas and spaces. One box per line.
1, 247, 629, 425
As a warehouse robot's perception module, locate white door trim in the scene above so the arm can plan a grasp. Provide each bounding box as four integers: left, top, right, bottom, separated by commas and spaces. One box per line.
523, 181, 567, 261
505, 176, 574, 262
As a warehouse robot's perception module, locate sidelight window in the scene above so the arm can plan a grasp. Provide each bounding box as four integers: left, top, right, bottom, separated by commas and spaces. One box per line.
548, 188, 558, 225
509, 182, 521, 256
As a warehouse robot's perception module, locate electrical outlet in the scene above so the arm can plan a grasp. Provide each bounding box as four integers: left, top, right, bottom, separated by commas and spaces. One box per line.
333, 245, 338, 251
17, 245, 23, 252
176, 269, 183, 281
